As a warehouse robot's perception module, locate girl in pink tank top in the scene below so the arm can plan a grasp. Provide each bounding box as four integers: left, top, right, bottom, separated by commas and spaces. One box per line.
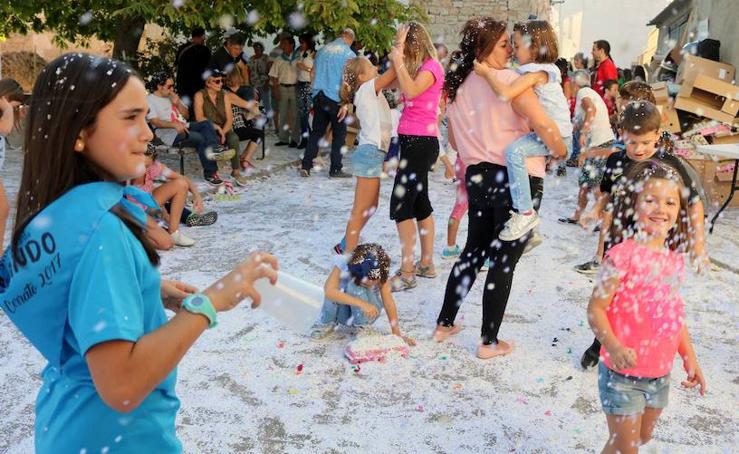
587, 161, 706, 452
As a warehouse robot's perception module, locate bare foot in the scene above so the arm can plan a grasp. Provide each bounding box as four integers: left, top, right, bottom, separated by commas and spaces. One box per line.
477, 340, 513, 359
432, 324, 463, 342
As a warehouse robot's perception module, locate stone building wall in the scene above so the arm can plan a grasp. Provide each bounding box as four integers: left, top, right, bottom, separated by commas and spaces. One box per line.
412, 0, 552, 47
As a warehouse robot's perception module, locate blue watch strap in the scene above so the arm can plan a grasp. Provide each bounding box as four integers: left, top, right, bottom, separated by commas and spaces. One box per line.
182, 294, 218, 329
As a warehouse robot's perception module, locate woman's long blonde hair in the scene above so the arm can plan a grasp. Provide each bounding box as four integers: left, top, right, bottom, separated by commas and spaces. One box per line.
403, 22, 438, 78
340, 57, 371, 105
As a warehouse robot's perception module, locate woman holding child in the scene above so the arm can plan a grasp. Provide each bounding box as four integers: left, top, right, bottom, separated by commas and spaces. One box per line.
432, 18, 566, 359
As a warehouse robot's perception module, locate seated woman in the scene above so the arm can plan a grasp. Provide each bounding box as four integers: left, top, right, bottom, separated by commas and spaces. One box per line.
193, 71, 248, 186
225, 71, 264, 172
131, 147, 217, 249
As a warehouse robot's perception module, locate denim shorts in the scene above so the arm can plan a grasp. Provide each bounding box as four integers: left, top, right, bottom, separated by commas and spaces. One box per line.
598, 363, 670, 416
351, 144, 385, 178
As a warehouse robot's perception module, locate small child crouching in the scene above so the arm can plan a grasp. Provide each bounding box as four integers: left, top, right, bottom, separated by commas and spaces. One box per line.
314, 243, 415, 346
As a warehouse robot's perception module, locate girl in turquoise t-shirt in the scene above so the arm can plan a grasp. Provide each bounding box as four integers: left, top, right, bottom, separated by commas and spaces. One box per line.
0, 53, 278, 453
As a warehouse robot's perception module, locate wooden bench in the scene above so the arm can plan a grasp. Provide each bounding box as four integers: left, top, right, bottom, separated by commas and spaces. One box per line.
149, 138, 197, 175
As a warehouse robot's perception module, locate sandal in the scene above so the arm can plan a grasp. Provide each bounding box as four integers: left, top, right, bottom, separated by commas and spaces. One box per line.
557, 217, 579, 225
390, 269, 417, 292
415, 261, 438, 278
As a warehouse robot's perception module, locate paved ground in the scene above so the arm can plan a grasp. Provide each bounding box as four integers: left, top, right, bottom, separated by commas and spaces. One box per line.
1, 135, 737, 453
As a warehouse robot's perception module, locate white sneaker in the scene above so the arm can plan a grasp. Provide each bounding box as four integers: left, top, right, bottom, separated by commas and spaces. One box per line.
499, 211, 540, 241
171, 230, 195, 247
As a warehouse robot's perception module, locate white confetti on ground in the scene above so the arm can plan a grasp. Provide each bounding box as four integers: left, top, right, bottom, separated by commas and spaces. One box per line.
0, 135, 736, 453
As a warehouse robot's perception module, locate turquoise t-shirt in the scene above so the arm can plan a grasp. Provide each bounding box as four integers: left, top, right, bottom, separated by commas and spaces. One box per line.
1, 182, 181, 453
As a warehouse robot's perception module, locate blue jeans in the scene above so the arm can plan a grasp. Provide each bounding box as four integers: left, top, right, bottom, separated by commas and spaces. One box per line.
506, 133, 572, 212
319, 280, 383, 326
173, 120, 219, 178
302, 91, 346, 174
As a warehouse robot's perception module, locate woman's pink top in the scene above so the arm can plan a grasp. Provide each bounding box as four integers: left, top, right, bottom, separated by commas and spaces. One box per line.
600, 239, 686, 378
397, 58, 444, 137
446, 70, 546, 178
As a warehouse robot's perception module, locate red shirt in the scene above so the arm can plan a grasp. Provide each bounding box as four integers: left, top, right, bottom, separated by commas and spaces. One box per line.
594, 58, 617, 98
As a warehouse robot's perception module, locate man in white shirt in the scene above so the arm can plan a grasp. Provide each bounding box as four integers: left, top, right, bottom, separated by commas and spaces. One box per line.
560, 70, 616, 225
146, 72, 235, 185
269, 35, 301, 147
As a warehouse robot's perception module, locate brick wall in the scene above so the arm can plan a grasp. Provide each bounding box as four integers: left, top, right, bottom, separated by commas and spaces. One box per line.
412, 0, 552, 48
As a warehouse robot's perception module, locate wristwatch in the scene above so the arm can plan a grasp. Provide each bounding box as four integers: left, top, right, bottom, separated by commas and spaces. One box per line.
182, 294, 218, 329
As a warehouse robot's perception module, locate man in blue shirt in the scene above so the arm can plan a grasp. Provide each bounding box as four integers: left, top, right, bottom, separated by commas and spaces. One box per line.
300, 28, 356, 178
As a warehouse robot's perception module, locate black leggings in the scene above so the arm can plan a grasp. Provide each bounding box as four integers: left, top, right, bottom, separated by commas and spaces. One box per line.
436, 162, 543, 344
389, 135, 439, 222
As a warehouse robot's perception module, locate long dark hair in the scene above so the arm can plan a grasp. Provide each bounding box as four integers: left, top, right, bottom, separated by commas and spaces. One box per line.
0, 79, 24, 129
609, 160, 691, 253
12, 53, 159, 265
444, 17, 507, 103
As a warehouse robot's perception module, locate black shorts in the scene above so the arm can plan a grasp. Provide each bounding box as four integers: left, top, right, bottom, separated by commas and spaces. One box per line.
389, 135, 439, 222
234, 122, 264, 143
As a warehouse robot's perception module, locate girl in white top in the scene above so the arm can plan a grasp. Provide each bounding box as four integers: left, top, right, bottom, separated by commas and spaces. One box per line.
473, 20, 570, 242
334, 57, 397, 255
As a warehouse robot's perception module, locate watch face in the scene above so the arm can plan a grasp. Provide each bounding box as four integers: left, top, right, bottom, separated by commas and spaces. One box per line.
190, 296, 204, 307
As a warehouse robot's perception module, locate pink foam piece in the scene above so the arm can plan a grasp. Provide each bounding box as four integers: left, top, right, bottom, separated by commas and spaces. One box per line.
344, 344, 410, 365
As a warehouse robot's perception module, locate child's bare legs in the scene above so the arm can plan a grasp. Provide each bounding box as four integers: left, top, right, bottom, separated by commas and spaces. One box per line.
241, 141, 259, 167
595, 210, 613, 260
602, 408, 662, 454
572, 185, 592, 221
418, 215, 435, 267
637, 408, 662, 446
145, 217, 174, 250
344, 177, 380, 253
0, 181, 9, 255
447, 218, 461, 247
153, 179, 188, 234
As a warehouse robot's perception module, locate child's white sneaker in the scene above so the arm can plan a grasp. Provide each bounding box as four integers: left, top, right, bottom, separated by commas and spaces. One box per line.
171, 230, 196, 247
499, 211, 540, 241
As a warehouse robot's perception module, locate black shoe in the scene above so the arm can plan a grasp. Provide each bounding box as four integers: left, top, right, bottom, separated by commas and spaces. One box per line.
275, 141, 289, 146
288, 141, 298, 148
329, 171, 352, 179
574, 259, 601, 275
205, 174, 224, 186
186, 211, 218, 227
580, 342, 600, 369
297, 139, 307, 149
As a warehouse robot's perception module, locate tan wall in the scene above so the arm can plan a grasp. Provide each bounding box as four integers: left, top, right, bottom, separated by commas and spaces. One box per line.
411, 0, 552, 48
0, 32, 112, 63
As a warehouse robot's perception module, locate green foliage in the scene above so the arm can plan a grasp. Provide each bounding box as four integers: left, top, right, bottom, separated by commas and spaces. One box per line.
135, 35, 179, 84
0, 0, 425, 56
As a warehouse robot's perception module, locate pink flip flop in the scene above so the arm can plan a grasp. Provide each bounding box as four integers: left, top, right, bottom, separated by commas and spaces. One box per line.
432, 324, 463, 343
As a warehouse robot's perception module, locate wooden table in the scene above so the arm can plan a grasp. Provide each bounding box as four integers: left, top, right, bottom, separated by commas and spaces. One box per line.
698, 144, 739, 233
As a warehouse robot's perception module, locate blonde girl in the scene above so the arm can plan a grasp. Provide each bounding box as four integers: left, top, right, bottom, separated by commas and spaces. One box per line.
334, 57, 397, 255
